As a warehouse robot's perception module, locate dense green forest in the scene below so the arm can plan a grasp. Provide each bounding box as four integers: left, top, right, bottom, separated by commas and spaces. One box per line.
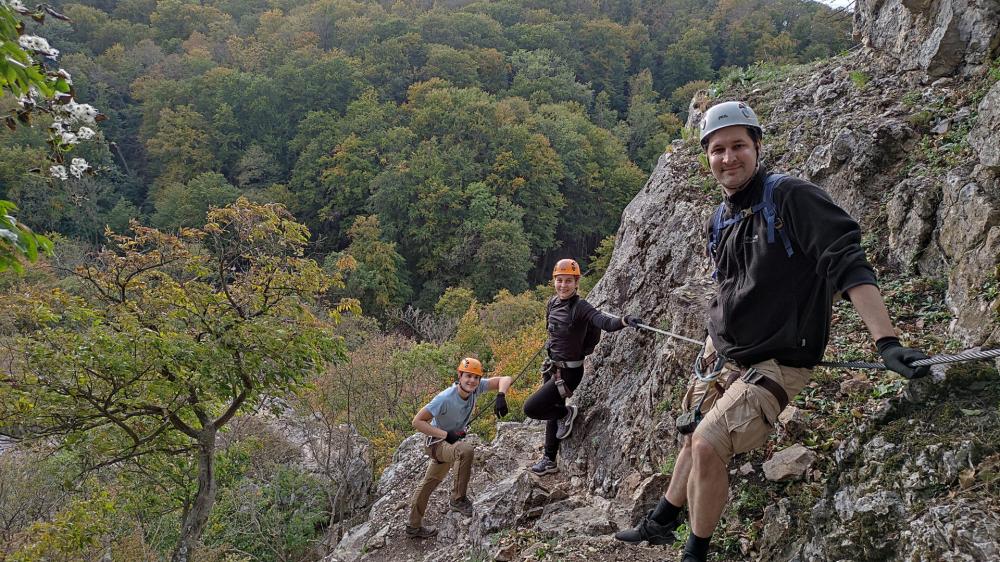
0, 1, 854, 560
1, 0, 852, 311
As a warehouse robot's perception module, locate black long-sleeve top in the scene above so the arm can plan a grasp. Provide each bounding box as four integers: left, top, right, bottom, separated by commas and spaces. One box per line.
707, 166, 877, 367
545, 294, 626, 361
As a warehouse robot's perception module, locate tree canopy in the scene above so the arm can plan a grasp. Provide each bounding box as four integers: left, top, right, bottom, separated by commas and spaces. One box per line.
2, 0, 853, 307
1, 199, 353, 561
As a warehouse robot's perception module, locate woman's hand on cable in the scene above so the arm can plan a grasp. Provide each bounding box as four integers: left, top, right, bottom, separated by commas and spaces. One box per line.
622, 314, 643, 329
494, 393, 509, 418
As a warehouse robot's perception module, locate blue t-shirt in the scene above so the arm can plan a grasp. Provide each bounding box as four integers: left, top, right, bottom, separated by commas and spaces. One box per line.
425, 378, 491, 433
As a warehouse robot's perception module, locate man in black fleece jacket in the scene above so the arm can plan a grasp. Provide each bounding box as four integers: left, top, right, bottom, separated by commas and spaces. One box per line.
614, 101, 930, 562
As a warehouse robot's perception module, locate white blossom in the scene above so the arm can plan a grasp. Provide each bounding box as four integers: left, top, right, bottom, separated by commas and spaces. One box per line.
60, 131, 78, 145
18, 35, 59, 58
70, 158, 89, 178
50, 165, 68, 180
76, 126, 95, 140
60, 100, 99, 126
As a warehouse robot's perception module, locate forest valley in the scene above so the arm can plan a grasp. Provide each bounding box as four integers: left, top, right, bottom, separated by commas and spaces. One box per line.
6, 1, 977, 562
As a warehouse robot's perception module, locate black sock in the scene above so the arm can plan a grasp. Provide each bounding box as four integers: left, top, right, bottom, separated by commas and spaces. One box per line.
650, 497, 681, 524
684, 532, 711, 561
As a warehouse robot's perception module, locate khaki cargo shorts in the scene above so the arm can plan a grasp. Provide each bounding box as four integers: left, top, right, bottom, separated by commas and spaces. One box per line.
682, 337, 811, 464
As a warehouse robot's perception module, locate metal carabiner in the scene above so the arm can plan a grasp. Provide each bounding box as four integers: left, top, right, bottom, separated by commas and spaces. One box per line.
693, 342, 727, 382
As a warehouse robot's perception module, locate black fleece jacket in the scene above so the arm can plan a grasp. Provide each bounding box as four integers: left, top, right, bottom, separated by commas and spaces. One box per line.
707, 166, 877, 367
546, 294, 625, 361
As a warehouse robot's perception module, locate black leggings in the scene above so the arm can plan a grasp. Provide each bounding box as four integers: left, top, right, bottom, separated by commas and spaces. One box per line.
523, 366, 584, 460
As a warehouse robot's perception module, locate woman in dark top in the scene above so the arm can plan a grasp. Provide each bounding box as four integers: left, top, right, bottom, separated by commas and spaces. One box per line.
523, 258, 641, 475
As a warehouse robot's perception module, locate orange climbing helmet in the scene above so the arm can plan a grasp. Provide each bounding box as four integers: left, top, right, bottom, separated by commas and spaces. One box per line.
457, 357, 483, 376
552, 258, 581, 278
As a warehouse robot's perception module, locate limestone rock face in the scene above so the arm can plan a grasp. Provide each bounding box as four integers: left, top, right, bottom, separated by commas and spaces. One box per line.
854, 0, 1000, 77
937, 170, 1000, 346
886, 176, 943, 274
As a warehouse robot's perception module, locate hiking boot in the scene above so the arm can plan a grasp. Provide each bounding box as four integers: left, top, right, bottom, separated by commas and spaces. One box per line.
530, 456, 558, 475
449, 496, 473, 517
405, 525, 438, 539
555, 405, 578, 440
613, 511, 680, 545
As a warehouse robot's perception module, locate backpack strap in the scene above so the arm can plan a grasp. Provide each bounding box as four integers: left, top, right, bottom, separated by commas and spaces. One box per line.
761, 173, 793, 257
708, 173, 793, 279
708, 203, 726, 258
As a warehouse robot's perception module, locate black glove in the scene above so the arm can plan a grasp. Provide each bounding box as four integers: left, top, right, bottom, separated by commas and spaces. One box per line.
877, 337, 930, 379
623, 314, 643, 328
444, 430, 466, 444
494, 393, 509, 419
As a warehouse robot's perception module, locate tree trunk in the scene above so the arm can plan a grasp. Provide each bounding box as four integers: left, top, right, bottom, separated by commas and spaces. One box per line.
172, 430, 217, 562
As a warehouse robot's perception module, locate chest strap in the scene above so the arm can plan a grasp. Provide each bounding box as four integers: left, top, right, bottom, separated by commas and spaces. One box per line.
709, 173, 793, 279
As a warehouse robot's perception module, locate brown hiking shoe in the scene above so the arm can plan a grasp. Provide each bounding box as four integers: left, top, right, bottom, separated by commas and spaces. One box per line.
405, 525, 438, 539
449, 496, 474, 517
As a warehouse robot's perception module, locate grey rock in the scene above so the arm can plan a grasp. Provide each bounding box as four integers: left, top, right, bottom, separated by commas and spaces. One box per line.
759, 499, 798, 561
534, 504, 615, 536
937, 173, 1000, 345
804, 143, 835, 182
901, 501, 1000, 561
626, 473, 670, 523
364, 525, 390, 551
763, 444, 817, 482
969, 81, 1000, 169
931, 118, 951, 135
778, 406, 809, 438
886, 176, 943, 273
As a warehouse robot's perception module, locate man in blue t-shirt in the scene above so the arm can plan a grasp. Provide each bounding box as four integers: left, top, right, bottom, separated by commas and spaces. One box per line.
406, 357, 513, 538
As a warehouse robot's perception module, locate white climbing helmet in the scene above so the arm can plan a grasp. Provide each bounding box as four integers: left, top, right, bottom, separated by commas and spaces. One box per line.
699, 101, 762, 147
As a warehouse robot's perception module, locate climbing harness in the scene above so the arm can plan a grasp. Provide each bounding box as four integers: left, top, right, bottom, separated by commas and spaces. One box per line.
542, 357, 578, 399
